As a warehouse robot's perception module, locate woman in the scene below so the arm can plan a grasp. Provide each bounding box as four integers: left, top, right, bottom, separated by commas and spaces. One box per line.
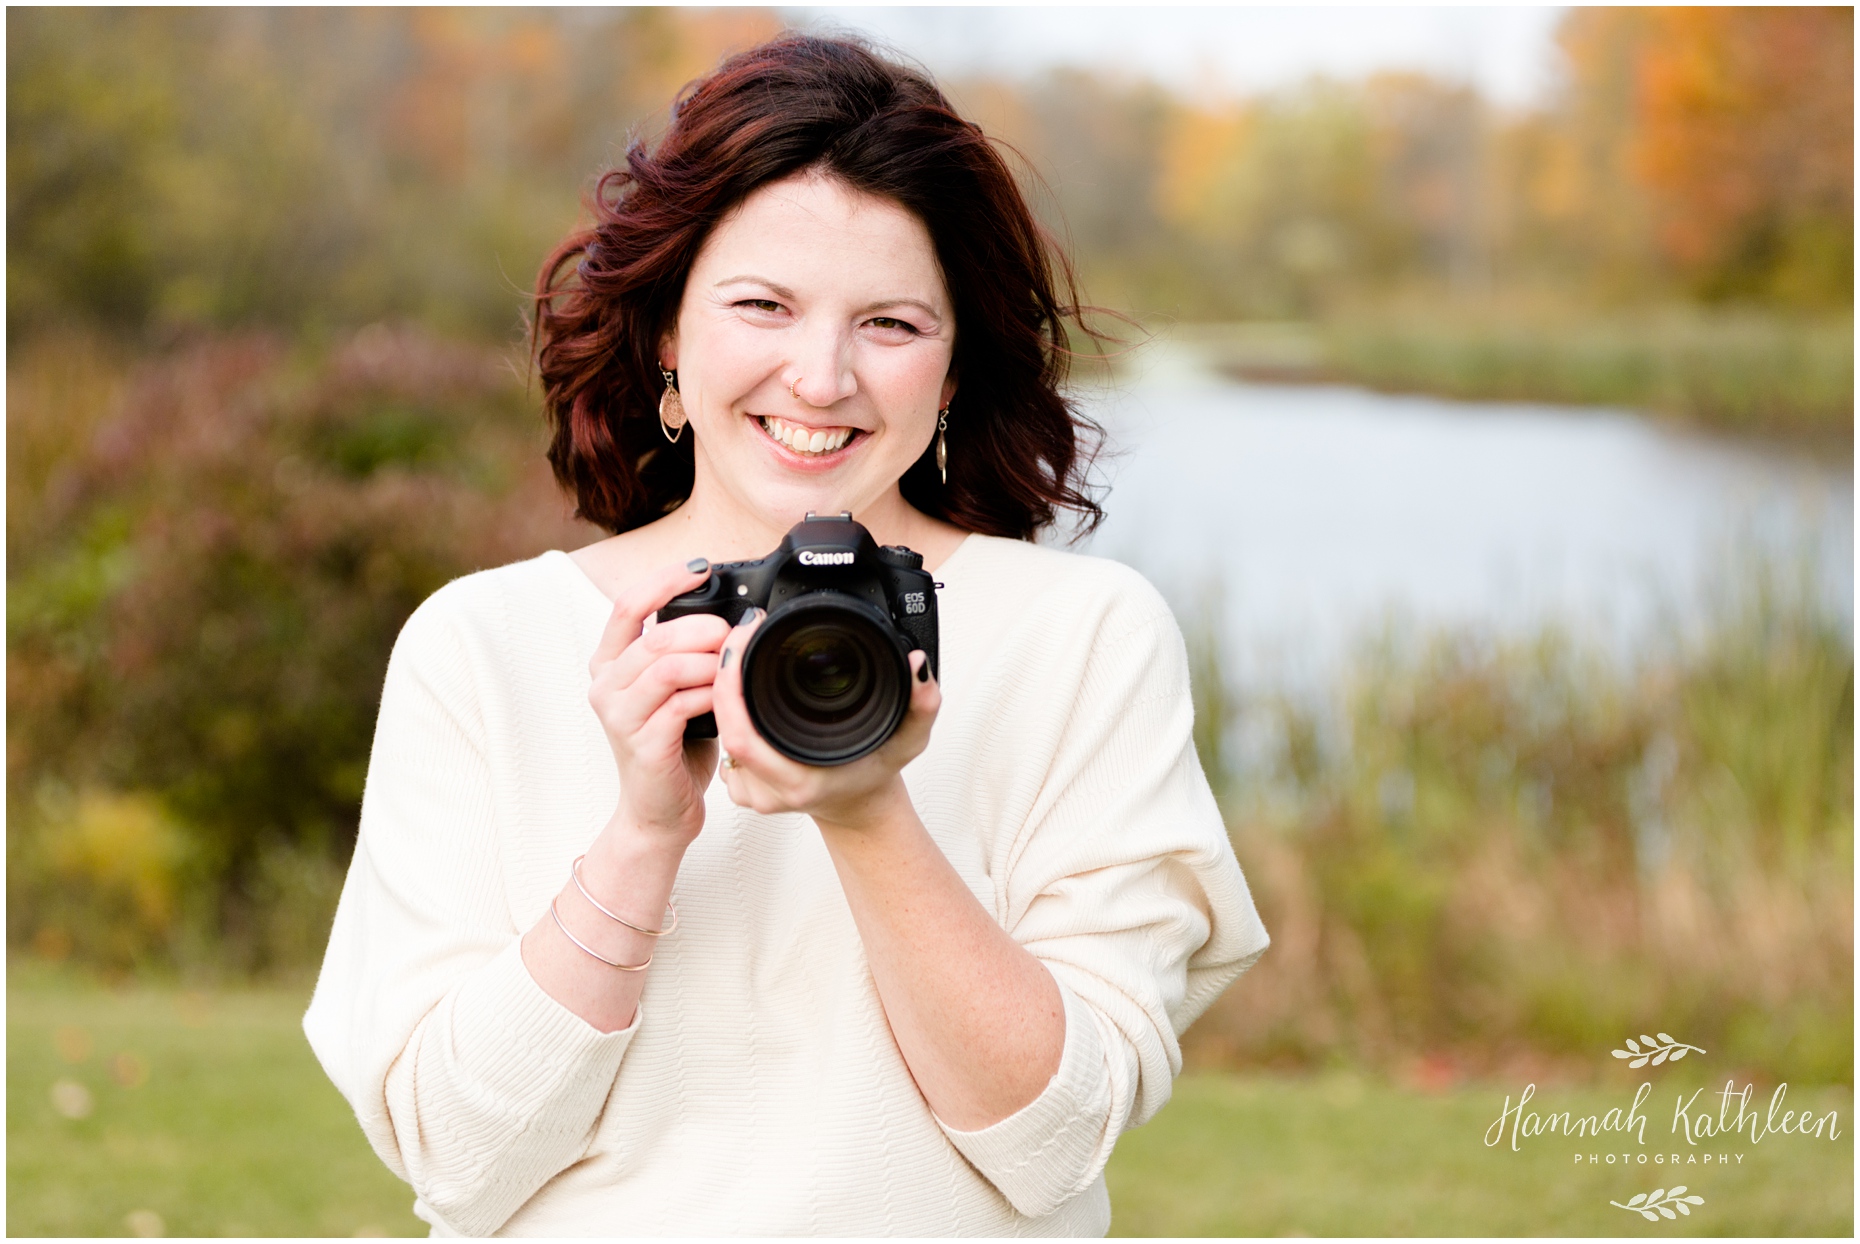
306, 33, 1268, 1237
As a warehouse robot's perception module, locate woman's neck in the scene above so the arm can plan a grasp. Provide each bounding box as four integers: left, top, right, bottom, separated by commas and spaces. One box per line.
569, 481, 968, 601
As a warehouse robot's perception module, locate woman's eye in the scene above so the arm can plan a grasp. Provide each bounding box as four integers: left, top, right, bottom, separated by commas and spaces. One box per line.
741, 299, 784, 314
868, 317, 917, 334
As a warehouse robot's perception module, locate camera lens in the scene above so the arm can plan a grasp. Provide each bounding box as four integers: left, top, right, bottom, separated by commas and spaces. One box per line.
781, 627, 872, 714
742, 593, 911, 765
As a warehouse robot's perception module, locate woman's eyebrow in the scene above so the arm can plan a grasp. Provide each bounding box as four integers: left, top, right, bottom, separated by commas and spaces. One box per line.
856, 297, 942, 320
713, 274, 796, 299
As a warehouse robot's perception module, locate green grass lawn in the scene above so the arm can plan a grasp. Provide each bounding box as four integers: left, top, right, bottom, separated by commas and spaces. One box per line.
9, 966, 1852, 1236
1108, 1072, 1852, 1236
7, 963, 424, 1237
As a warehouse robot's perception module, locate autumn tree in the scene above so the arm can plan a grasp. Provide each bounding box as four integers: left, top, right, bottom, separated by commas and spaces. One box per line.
1563, 6, 1853, 306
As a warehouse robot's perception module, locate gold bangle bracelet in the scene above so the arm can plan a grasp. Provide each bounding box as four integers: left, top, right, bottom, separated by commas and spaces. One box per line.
549, 896, 652, 971
571, 855, 678, 936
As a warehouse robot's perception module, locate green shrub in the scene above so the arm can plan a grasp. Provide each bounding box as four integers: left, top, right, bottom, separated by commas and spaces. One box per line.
7, 327, 593, 974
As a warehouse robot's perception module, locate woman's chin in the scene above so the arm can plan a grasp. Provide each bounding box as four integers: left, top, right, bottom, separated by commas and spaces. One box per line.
752, 488, 857, 530
722, 433, 889, 520
733, 476, 892, 534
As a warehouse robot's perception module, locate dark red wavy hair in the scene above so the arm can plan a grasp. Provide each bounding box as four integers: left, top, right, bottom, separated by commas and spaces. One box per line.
531, 33, 1104, 540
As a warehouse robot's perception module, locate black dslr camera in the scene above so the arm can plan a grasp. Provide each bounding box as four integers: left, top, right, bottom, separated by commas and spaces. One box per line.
656, 514, 940, 766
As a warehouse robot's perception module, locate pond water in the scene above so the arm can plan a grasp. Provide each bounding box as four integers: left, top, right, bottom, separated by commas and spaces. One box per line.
1071, 341, 1853, 686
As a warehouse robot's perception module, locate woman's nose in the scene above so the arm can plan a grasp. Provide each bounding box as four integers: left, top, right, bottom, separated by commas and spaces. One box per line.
788, 327, 857, 408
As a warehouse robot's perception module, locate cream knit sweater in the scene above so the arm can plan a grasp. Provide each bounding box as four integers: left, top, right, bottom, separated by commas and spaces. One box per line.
304, 533, 1269, 1237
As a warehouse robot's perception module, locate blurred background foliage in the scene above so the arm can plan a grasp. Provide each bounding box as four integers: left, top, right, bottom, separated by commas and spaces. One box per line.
6, 6, 1851, 1090
9, 10, 1851, 336
7, 8, 784, 340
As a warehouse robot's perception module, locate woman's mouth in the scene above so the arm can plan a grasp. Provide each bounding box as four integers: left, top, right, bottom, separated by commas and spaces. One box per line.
759, 415, 859, 457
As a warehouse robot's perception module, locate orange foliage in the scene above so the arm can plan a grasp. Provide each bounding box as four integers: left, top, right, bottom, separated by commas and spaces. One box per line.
1567, 7, 1853, 300
1639, 9, 1852, 260
1155, 105, 1250, 230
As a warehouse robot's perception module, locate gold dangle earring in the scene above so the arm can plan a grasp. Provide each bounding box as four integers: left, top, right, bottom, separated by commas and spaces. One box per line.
935, 405, 949, 484
658, 366, 686, 443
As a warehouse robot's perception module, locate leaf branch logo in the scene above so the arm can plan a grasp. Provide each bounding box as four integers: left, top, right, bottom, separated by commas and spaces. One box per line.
1610, 1186, 1704, 1221
1611, 1033, 1704, 1069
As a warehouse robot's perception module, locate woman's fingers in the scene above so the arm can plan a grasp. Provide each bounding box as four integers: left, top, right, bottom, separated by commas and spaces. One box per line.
715, 753, 768, 813
711, 609, 785, 773
594, 651, 725, 738
710, 615, 767, 810
590, 559, 712, 674
877, 649, 941, 763
635, 684, 717, 759
908, 650, 936, 698
605, 613, 732, 690
905, 649, 941, 724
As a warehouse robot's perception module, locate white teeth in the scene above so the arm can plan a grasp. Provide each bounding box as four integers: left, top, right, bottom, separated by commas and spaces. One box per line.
760, 417, 854, 456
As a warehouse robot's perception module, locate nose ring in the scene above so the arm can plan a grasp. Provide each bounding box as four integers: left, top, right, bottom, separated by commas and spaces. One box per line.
789, 377, 800, 401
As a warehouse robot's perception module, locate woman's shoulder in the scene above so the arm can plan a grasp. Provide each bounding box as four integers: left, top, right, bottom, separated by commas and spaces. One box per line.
945, 533, 1176, 634
392, 549, 604, 670
937, 535, 1187, 701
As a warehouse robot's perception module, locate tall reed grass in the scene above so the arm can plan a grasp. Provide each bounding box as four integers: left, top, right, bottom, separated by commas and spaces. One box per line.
1184, 560, 1853, 1084
1192, 309, 1855, 450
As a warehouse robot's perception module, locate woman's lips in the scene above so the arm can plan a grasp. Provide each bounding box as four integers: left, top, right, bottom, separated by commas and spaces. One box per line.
758, 415, 861, 457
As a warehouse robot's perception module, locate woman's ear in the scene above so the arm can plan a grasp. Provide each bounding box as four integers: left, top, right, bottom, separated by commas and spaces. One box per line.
658, 329, 678, 373
939, 371, 957, 409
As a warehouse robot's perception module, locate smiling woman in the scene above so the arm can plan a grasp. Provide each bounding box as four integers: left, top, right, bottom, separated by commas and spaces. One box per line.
303, 32, 1268, 1238
528, 35, 1100, 545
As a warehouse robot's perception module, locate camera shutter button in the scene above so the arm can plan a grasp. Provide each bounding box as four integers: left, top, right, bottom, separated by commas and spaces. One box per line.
876, 545, 924, 570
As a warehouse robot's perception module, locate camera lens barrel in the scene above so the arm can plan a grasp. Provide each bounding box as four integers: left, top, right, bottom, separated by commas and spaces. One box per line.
740, 591, 913, 766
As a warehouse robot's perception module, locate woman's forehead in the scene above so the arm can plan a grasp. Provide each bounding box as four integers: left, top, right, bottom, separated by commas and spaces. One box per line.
695, 173, 949, 307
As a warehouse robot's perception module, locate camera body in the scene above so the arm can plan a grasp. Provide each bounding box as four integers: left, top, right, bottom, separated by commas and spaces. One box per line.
656, 514, 940, 765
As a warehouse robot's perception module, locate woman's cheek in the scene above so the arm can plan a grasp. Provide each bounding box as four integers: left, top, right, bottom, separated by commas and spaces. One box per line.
866, 344, 952, 420
693, 320, 782, 405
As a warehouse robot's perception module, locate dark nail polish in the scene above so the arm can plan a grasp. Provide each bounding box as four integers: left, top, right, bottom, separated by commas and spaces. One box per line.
686, 557, 709, 574
750, 607, 767, 622
719, 647, 732, 670
916, 660, 930, 683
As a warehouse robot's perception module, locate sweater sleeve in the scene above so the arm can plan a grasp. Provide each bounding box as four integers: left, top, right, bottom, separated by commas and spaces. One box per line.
302, 590, 635, 1237
935, 590, 1270, 1218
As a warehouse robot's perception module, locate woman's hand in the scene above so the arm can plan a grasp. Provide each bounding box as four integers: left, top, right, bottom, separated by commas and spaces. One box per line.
587, 561, 733, 840
522, 560, 727, 1035
709, 611, 941, 829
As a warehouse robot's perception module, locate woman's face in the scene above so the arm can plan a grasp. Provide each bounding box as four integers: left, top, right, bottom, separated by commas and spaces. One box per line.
662, 171, 957, 533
